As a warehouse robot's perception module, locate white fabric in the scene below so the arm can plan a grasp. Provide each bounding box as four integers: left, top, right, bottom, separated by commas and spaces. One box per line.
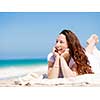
47, 53, 55, 63
86, 48, 100, 74
47, 52, 75, 68
93, 47, 100, 59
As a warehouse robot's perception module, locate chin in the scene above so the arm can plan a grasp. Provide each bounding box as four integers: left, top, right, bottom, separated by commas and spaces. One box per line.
58, 52, 63, 55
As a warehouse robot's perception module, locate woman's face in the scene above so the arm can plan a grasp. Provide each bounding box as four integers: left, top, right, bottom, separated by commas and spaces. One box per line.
55, 34, 68, 55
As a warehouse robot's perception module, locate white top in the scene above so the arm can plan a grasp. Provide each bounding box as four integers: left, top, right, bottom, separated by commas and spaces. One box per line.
86, 47, 100, 74
93, 47, 100, 59
47, 52, 75, 68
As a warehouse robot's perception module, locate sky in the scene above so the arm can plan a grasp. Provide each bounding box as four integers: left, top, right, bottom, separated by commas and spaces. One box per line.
0, 12, 100, 59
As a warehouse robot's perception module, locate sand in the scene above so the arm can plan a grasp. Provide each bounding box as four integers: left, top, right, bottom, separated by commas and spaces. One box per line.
0, 66, 100, 87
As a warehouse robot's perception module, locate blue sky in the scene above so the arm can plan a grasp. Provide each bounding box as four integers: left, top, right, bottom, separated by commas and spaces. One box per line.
0, 12, 100, 59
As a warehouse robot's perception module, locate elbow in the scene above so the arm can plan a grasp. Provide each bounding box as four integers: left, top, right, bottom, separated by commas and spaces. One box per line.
48, 73, 58, 79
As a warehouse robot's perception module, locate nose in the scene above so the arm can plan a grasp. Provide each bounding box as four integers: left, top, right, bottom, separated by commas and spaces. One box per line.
55, 41, 60, 48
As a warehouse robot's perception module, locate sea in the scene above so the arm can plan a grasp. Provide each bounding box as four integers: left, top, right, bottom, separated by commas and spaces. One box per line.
0, 58, 48, 80
0, 58, 47, 68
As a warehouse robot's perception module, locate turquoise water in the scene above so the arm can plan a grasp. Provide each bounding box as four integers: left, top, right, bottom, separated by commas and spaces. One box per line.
0, 58, 47, 68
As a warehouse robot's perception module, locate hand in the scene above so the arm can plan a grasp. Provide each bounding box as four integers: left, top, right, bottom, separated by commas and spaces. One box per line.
61, 48, 70, 62
61, 48, 69, 56
52, 47, 59, 57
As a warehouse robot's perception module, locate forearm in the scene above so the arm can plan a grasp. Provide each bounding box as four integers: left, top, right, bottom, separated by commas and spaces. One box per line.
48, 56, 60, 79
60, 56, 76, 78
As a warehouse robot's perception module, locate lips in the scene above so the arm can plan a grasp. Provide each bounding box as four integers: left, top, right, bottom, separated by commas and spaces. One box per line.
55, 48, 64, 55
56, 48, 62, 51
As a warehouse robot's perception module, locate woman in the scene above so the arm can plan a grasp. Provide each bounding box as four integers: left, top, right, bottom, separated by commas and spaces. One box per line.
48, 29, 93, 79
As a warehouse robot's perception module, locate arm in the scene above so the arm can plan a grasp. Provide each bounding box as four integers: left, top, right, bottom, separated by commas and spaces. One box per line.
48, 47, 60, 79
60, 56, 76, 78
60, 49, 77, 77
48, 55, 60, 79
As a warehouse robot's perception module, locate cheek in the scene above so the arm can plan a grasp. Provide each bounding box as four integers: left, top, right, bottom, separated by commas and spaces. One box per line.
62, 44, 68, 49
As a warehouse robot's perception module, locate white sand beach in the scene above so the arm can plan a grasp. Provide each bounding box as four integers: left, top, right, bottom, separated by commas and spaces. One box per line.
0, 65, 100, 87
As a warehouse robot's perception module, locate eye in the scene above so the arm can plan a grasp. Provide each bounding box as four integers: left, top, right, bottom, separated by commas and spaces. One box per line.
60, 40, 64, 44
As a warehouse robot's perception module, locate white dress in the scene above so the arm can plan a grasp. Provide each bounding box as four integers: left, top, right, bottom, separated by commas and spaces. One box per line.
86, 47, 100, 74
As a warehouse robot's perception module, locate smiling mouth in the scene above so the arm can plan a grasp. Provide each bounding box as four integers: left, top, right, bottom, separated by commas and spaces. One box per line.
55, 48, 63, 52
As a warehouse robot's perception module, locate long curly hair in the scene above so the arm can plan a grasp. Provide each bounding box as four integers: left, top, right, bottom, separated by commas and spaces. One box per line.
60, 29, 94, 75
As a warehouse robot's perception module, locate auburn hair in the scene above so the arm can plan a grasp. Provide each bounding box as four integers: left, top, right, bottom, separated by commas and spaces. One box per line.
60, 30, 94, 75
